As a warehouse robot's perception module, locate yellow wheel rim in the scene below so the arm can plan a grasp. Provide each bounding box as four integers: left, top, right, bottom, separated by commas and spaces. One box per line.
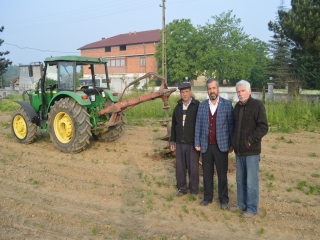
13, 115, 27, 139
54, 112, 73, 143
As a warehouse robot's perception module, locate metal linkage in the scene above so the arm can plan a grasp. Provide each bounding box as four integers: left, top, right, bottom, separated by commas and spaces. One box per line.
98, 72, 176, 142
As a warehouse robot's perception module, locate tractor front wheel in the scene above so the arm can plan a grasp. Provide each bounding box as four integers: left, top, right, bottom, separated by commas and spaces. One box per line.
48, 98, 92, 153
11, 108, 37, 144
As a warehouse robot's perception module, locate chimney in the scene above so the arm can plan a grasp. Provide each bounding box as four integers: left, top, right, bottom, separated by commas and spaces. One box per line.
102, 37, 105, 40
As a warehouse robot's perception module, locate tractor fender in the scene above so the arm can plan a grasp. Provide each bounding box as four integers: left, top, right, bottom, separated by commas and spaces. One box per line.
104, 90, 120, 102
48, 91, 92, 108
14, 101, 40, 125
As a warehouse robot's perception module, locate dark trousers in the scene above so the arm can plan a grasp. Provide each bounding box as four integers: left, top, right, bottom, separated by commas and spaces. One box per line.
202, 144, 229, 203
175, 143, 200, 194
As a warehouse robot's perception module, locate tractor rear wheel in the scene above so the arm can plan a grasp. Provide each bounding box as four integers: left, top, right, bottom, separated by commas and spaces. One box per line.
48, 98, 92, 153
96, 123, 125, 142
11, 108, 37, 144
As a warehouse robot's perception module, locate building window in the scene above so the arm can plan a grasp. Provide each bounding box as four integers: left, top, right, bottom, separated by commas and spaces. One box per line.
108, 57, 126, 67
140, 57, 146, 66
105, 46, 111, 52
119, 45, 126, 51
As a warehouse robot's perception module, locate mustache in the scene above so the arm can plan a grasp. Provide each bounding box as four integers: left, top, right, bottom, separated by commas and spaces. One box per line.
209, 93, 218, 100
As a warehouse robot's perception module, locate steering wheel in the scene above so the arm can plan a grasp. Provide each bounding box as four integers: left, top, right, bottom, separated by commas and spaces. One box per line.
59, 83, 72, 90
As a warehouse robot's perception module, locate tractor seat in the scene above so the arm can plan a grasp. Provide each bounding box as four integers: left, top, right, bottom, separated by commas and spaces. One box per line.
46, 84, 57, 91
82, 88, 104, 95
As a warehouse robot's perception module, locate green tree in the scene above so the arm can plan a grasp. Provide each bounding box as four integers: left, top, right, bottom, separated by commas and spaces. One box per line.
0, 26, 12, 87
248, 38, 270, 89
155, 19, 199, 84
280, 0, 320, 89
267, 1, 294, 89
197, 10, 256, 84
5, 64, 19, 79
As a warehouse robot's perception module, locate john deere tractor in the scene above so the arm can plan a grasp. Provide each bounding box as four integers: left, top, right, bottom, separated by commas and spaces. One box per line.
11, 56, 175, 153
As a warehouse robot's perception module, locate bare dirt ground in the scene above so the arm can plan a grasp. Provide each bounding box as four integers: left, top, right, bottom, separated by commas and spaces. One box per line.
0, 111, 320, 240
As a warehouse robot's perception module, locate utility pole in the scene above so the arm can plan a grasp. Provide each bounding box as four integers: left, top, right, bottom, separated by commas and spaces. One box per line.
160, 0, 167, 83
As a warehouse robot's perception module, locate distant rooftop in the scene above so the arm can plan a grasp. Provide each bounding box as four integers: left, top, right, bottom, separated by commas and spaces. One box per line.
78, 29, 161, 50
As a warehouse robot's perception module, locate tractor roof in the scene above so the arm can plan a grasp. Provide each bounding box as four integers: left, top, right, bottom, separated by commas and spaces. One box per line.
44, 55, 108, 63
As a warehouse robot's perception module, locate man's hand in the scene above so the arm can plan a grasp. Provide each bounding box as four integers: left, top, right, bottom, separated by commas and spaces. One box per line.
195, 146, 201, 151
170, 143, 175, 151
228, 146, 233, 153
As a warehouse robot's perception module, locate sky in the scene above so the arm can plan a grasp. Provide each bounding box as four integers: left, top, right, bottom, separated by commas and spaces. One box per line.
0, 0, 290, 66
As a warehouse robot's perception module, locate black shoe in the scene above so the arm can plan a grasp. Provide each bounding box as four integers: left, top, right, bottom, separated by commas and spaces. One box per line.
200, 200, 212, 206
221, 203, 228, 210
176, 190, 187, 197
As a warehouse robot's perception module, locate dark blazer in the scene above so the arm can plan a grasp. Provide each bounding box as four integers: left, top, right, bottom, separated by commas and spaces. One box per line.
232, 96, 268, 156
195, 97, 234, 153
170, 97, 200, 145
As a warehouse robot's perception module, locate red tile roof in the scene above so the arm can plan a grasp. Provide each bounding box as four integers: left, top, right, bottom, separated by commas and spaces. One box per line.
78, 29, 161, 50
8, 75, 19, 84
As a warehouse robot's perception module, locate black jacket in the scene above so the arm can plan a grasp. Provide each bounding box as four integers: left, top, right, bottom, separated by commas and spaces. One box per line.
232, 96, 268, 156
170, 98, 200, 145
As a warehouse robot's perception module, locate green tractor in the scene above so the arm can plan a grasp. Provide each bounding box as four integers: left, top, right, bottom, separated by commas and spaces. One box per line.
11, 55, 175, 153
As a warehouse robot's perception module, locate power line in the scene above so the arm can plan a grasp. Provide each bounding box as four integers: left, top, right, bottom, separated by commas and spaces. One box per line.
1, 1, 157, 34
4, 42, 79, 54
1, 0, 153, 25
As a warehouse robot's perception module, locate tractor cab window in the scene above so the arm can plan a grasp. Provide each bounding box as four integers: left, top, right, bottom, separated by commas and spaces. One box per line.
59, 62, 74, 90
45, 64, 58, 89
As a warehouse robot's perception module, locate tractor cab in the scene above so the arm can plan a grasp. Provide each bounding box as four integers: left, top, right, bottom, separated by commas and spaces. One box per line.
26, 56, 118, 123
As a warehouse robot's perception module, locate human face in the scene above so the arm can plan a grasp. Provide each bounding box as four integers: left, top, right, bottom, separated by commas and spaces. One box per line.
236, 85, 251, 103
207, 81, 219, 101
180, 88, 192, 103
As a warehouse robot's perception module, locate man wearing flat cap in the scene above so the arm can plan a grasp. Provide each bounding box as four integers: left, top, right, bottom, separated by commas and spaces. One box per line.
170, 81, 200, 198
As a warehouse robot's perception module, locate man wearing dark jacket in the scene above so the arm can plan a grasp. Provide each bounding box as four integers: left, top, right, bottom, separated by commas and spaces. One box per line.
170, 82, 200, 197
232, 80, 268, 218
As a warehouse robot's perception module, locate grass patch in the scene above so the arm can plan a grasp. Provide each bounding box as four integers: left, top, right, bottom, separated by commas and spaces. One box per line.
182, 205, 189, 214
267, 182, 274, 192
91, 227, 100, 235
1, 122, 10, 128
292, 198, 301, 203
188, 194, 197, 201
118, 230, 133, 239
259, 228, 265, 235
268, 174, 275, 180
29, 178, 40, 185
308, 152, 318, 157
298, 181, 307, 191
287, 188, 293, 192
165, 194, 173, 202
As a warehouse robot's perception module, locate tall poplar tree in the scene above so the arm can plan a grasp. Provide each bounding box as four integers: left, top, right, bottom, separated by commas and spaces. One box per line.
280, 0, 320, 89
267, 0, 293, 89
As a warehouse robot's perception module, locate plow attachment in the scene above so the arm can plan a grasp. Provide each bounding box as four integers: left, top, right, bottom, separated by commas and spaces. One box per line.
98, 72, 176, 151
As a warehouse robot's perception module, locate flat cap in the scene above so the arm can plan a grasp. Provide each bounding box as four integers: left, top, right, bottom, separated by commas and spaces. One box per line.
178, 82, 191, 90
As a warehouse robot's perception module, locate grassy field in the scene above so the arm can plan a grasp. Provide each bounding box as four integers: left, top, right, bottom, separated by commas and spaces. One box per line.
1, 93, 320, 132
